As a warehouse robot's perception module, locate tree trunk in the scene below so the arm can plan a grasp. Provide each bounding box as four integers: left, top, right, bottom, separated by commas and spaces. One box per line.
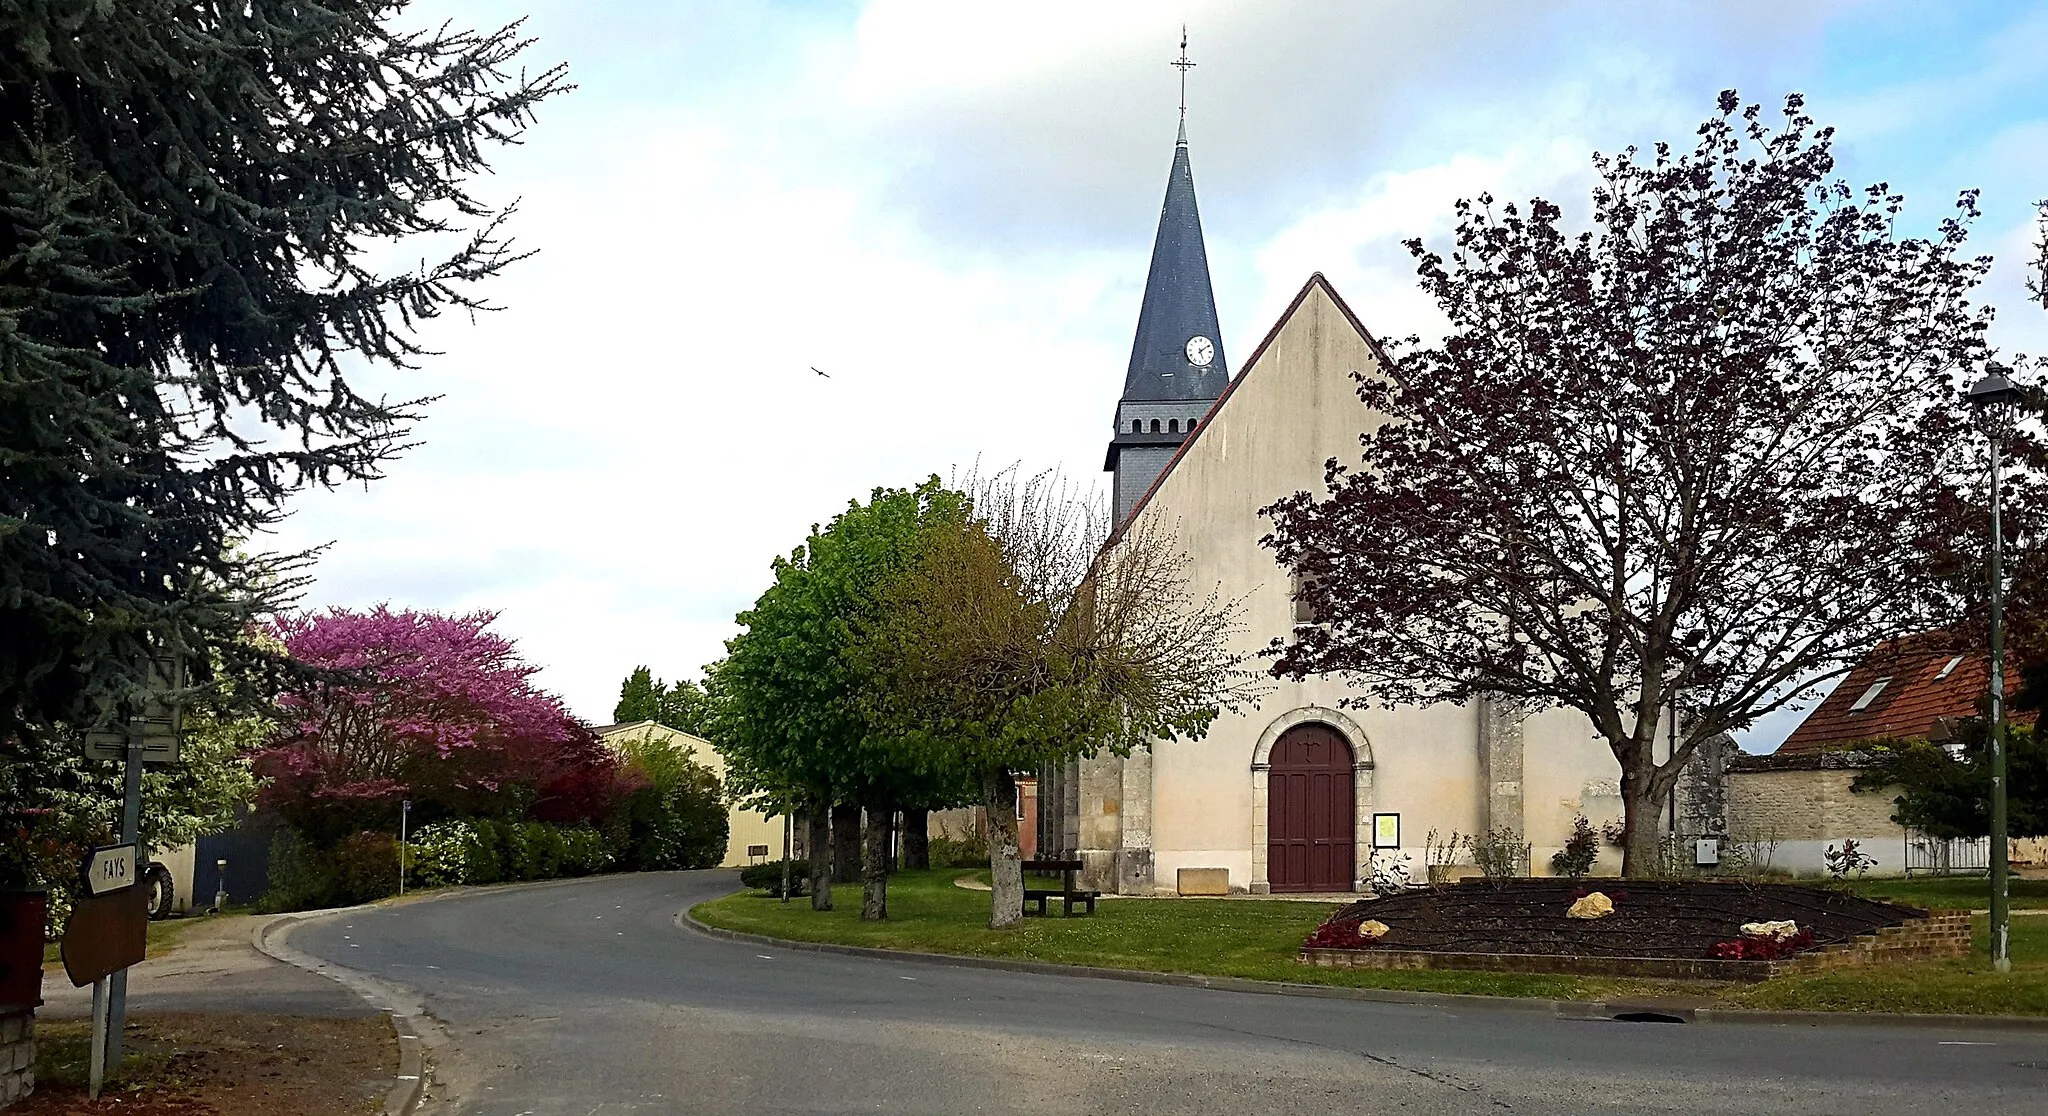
807, 810, 833, 911
831, 802, 861, 884
984, 768, 1024, 930
1619, 761, 1661, 878
861, 806, 890, 921
901, 808, 930, 870
781, 811, 794, 902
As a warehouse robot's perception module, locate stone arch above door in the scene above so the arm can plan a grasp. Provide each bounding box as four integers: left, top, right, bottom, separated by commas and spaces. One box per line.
1250, 706, 1374, 895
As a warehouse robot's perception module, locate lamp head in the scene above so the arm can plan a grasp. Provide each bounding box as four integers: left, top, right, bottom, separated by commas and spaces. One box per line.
1968, 363, 2023, 434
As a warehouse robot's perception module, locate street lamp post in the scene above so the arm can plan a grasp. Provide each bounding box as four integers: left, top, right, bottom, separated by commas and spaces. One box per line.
1967, 364, 2021, 974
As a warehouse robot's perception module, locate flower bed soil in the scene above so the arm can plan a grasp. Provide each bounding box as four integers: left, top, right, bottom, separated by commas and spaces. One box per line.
1313, 879, 1927, 960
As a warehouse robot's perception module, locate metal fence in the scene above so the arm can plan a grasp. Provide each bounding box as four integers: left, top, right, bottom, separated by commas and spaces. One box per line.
1904, 830, 1990, 876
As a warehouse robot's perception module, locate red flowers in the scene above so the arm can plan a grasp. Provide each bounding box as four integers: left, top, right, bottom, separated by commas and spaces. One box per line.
1304, 919, 1379, 949
1711, 928, 1815, 960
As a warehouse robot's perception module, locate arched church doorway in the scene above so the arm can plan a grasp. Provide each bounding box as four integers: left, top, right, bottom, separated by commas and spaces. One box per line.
1266, 723, 1355, 893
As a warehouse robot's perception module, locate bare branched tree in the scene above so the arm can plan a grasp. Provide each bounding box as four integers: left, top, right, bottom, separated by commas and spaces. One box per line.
870, 465, 1259, 927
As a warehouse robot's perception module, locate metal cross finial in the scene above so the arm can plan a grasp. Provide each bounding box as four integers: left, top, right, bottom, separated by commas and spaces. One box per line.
1173, 26, 1195, 122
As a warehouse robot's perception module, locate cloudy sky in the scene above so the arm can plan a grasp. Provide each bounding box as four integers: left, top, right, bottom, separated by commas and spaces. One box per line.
266, 0, 2048, 747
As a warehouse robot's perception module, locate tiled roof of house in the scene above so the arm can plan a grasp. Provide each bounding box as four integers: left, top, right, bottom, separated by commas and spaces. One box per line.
1776, 632, 2033, 754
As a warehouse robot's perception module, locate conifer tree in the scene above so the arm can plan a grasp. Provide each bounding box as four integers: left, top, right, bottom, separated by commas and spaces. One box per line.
0, 3, 566, 739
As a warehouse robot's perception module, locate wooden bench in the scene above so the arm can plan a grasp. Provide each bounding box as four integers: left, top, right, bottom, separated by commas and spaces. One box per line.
1021, 858, 1098, 917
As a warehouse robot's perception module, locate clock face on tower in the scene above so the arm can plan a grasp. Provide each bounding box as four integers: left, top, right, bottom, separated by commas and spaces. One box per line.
1184, 334, 1215, 368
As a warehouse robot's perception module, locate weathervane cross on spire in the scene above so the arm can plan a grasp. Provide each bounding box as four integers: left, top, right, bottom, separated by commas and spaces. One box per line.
1173, 26, 1195, 126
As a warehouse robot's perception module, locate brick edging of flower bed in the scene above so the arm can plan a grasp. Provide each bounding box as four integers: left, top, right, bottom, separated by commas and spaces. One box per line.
1299, 909, 1974, 981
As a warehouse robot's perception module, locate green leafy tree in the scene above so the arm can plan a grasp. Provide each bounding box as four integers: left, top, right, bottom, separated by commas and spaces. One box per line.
716, 479, 970, 919
0, 651, 264, 908
0, 5, 566, 743
614, 667, 717, 739
612, 728, 729, 870
861, 469, 1258, 928
1851, 725, 2048, 840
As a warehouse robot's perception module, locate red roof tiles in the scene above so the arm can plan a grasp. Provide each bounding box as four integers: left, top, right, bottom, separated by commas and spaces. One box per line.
1777, 632, 2032, 754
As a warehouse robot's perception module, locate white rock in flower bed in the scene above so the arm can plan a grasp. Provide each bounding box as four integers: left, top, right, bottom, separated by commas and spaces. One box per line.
1566, 892, 1615, 919
1358, 919, 1390, 939
1739, 919, 1800, 941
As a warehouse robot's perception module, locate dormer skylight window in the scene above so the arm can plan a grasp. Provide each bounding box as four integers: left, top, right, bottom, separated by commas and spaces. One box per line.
1847, 677, 1891, 713
1934, 655, 1964, 681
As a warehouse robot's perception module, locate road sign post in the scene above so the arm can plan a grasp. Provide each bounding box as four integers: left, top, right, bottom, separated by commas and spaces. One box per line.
63, 877, 147, 1099
78, 651, 183, 1077
399, 800, 412, 897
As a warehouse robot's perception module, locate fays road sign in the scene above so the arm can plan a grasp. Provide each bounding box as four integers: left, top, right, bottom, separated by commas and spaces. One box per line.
81, 844, 138, 897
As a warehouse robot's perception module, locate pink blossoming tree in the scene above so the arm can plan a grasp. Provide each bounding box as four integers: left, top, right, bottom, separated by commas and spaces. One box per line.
256, 607, 628, 842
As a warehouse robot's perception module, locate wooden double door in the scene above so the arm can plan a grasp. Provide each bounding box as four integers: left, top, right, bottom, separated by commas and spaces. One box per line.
1266, 723, 1356, 893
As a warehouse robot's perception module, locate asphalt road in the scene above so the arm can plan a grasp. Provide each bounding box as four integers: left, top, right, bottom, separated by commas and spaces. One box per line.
287, 870, 2048, 1116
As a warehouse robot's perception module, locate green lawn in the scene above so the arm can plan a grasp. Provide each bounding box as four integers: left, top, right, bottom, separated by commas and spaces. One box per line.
693, 869, 1700, 1002
695, 869, 2048, 1016
1719, 915, 2048, 1016
1841, 875, 2048, 911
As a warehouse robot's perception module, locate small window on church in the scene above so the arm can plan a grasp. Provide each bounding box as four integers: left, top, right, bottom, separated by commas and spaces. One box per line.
1290, 572, 1322, 625
1150, 419, 1161, 433
1132, 419, 1142, 433
1188, 418, 1198, 432
1168, 418, 1180, 433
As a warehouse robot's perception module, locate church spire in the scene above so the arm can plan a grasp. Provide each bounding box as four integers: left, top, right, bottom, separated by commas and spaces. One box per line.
1120, 30, 1226, 403
1104, 31, 1229, 525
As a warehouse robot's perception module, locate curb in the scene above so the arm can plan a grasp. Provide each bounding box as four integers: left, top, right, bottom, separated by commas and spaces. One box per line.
251, 913, 430, 1116
677, 906, 2048, 1033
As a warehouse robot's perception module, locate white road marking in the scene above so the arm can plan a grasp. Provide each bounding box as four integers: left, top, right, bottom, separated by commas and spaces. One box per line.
1939, 1041, 1996, 1046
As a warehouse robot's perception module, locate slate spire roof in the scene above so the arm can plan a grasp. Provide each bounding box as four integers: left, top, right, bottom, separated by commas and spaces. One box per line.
1121, 124, 1228, 401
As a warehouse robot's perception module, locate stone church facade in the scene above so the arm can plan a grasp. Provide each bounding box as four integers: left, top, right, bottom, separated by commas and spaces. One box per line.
1044, 124, 1629, 895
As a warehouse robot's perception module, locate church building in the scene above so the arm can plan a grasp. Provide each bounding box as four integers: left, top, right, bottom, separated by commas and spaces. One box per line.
1042, 102, 1630, 896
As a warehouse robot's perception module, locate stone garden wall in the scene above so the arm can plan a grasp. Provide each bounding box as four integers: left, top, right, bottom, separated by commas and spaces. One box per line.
0, 1008, 32, 1109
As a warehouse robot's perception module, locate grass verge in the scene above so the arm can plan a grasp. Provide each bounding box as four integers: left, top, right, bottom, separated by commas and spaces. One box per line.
694, 869, 2048, 1016
41, 910, 210, 966
1841, 875, 2048, 911
692, 868, 1700, 1002
1717, 915, 2048, 1015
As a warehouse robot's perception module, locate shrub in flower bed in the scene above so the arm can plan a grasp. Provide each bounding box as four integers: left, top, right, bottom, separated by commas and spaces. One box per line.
1711, 927, 1815, 960
1304, 919, 1370, 948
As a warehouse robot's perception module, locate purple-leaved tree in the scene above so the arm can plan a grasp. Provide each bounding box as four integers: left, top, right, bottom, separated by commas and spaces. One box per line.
1264, 93, 2005, 875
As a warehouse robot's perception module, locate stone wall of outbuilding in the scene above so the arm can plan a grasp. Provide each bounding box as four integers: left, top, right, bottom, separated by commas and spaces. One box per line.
1719, 752, 1911, 875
